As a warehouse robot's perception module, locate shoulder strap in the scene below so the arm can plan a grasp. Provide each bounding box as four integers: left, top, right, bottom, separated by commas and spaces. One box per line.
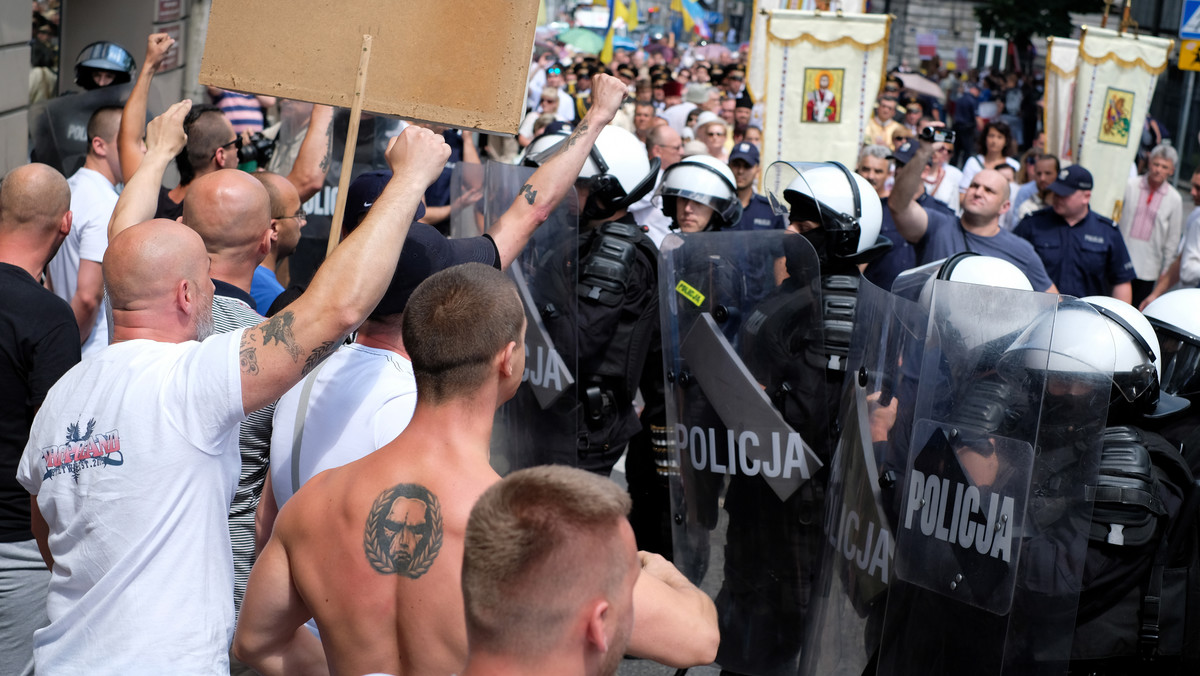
290, 357, 333, 498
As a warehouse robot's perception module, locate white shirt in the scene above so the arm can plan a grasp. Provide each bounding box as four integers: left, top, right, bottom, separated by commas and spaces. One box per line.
48, 167, 118, 358
629, 169, 673, 247
269, 343, 417, 507
555, 89, 576, 122
1179, 207, 1200, 287
17, 331, 245, 675
1118, 175, 1184, 281
925, 164, 963, 213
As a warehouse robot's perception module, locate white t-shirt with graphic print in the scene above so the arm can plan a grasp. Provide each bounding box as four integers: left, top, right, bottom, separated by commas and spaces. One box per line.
17, 330, 245, 675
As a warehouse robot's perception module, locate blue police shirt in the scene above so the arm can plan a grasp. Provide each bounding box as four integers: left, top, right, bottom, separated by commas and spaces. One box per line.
864, 195, 916, 291
733, 193, 787, 232
1012, 207, 1135, 298
919, 204, 1055, 292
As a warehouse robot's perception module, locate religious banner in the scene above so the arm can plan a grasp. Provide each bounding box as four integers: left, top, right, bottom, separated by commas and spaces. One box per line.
748, 0, 785, 103
1071, 26, 1172, 220
762, 10, 891, 179
1043, 36, 1078, 163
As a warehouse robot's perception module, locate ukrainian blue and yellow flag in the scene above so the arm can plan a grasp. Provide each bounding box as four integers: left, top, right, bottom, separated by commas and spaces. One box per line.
600, 0, 638, 64
670, 0, 711, 39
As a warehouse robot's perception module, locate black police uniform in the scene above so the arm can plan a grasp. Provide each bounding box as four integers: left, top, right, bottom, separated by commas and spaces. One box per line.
1013, 207, 1136, 298
544, 214, 661, 474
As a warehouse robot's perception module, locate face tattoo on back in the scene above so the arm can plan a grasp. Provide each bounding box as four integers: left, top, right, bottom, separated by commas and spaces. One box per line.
363, 483, 444, 578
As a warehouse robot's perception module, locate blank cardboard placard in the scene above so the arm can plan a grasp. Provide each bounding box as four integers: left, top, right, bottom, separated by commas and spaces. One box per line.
199, 0, 540, 135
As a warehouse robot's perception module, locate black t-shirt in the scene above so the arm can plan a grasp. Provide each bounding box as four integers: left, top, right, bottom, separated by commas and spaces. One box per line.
0, 262, 80, 541
156, 186, 184, 221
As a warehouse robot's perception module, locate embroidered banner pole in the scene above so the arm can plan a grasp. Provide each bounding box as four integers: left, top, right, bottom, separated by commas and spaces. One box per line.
1071, 26, 1172, 220
762, 9, 891, 190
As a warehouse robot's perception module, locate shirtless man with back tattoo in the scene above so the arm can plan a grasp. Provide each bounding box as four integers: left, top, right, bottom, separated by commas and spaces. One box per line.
234, 264, 718, 676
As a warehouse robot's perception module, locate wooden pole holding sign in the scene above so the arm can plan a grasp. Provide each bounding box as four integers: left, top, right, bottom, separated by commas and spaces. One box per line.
327, 34, 373, 257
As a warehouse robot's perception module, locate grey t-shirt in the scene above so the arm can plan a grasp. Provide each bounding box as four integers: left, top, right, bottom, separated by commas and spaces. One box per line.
918, 205, 1055, 291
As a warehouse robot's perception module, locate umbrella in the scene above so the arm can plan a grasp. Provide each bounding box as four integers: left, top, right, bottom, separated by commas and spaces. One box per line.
612, 35, 638, 52
557, 27, 605, 55
895, 72, 945, 102
693, 43, 731, 61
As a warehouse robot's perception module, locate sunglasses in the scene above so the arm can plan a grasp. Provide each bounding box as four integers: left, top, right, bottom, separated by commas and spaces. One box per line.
546, 67, 562, 75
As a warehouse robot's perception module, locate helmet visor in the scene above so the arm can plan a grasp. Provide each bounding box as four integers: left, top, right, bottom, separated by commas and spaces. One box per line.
657, 187, 740, 225
763, 160, 859, 230
1154, 324, 1200, 397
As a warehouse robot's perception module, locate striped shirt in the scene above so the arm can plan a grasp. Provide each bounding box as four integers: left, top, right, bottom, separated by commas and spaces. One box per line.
211, 282, 271, 616
214, 91, 265, 134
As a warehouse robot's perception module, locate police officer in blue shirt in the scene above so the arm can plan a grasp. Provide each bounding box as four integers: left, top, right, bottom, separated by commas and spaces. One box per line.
729, 142, 787, 232
1013, 165, 1135, 302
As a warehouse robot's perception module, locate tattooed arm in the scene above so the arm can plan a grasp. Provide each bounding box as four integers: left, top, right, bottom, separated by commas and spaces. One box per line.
238, 127, 449, 415
233, 531, 328, 676
286, 104, 335, 202
487, 73, 626, 269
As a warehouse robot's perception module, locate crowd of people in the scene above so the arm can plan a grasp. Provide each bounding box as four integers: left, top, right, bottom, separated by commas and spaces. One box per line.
3, 20, 1200, 676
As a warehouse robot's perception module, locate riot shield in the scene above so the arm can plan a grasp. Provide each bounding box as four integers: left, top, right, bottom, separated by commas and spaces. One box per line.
875, 285, 1116, 675
661, 229, 826, 675
800, 275, 931, 676
449, 160, 581, 475
28, 83, 149, 176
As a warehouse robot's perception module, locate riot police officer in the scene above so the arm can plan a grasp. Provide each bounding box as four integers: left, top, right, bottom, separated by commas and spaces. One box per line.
74, 41, 136, 90
524, 124, 663, 477
661, 161, 889, 675
1143, 289, 1200, 474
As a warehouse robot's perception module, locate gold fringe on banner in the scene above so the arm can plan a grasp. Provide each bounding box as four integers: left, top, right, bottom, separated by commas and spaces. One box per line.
1077, 48, 1169, 74
1046, 59, 1077, 78
768, 31, 889, 51
1077, 27, 1173, 75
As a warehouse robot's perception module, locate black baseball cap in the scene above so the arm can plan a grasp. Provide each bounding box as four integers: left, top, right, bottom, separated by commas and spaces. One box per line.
1048, 165, 1093, 196
343, 171, 497, 316
729, 142, 760, 167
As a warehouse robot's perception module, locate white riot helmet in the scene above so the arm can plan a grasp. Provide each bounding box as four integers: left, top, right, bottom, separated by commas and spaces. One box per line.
773, 161, 884, 261
892, 252, 1033, 305
525, 125, 660, 221
521, 129, 571, 167
1143, 288, 1200, 397
1001, 296, 1187, 420
656, 154, 742, 231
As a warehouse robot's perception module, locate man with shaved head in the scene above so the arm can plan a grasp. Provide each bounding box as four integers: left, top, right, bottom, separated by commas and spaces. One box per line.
250, 172, 304, 311
47, 105, 122, 358
175, 166, 279, 626
888, 122, 1058, 292
0, 163, 79, 676
16, 99, 450, 674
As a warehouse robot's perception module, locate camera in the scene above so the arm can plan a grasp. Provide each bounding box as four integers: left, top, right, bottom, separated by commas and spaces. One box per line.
919, 126, 956, 145
237, 132, 276, 166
